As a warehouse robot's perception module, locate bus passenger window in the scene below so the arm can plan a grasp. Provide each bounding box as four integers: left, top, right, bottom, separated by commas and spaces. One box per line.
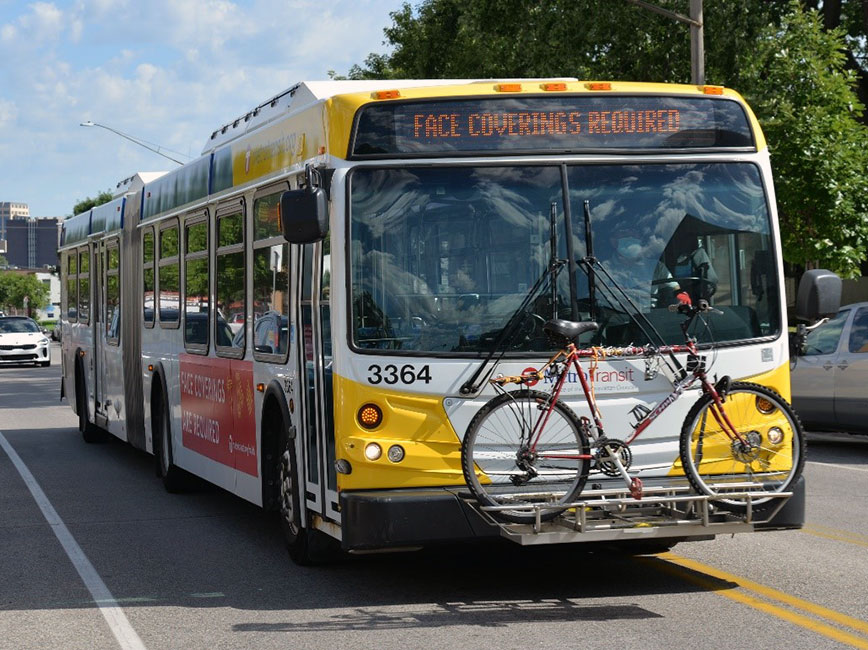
184, 219, 209, 350
78, 249, 90, 324
253, 191, 289, 359
143, 229, 155, 325
106, 244, 120, 342
158, 222, 180, 325
66, 252, 78, 321
216, 210, 245, 355
252, 244, 289, 357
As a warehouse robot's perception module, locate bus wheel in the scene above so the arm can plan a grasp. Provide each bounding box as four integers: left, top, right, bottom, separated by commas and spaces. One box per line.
155, 387, 186, 493
77, 368, 105, 443
277, 431, 336, 565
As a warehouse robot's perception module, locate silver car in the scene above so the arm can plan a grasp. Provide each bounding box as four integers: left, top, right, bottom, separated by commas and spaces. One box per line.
0, 316, 52, 367
790, 302, 868, 433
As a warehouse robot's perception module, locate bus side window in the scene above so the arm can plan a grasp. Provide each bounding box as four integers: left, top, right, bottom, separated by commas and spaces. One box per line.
66, 251, 78, 321
216, 206, 246, 357
158, 221, 180, 327
143, 228, 155, 326
78, 247, 90, 324
106, 242, 121, 343
252, 190, 289, 360
184, 217, 209, 351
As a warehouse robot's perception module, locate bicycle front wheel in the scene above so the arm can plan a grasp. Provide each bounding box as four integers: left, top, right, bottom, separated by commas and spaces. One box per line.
461, 390, 591, 524
679, 382, 805, 514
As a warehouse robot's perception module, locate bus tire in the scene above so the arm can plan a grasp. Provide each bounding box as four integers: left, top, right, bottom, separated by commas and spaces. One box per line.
76, 363, 106, 444
276, 426, 336, 565
153, 379, 186, 493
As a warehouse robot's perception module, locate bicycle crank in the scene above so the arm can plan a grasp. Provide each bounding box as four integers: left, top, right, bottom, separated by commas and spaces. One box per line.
594, 438, 633, 477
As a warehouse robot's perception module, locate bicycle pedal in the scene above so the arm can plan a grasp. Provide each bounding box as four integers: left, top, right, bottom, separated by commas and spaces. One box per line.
629, 477, 643, 500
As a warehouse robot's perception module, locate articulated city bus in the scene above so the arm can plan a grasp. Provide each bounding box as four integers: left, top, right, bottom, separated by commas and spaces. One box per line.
60, 79, 805, 563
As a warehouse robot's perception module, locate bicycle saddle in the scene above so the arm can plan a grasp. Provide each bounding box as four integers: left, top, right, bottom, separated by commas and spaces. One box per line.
543, 319, 599, 342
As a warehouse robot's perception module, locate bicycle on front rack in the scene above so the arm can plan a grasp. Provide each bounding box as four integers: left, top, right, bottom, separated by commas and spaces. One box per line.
460, 294, 805, 525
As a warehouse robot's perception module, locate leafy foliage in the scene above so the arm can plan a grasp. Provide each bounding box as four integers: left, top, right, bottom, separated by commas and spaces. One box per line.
0, 272, 50, 312
740, 2, 868, 276
72, 190, 113, 217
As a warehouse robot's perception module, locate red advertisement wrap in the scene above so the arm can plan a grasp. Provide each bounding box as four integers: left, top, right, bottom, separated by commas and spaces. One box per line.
179, 355, 258, 476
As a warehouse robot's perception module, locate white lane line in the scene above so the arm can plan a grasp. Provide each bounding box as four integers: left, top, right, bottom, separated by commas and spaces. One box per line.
807, 460, 868, 473
0, 432, 147, 650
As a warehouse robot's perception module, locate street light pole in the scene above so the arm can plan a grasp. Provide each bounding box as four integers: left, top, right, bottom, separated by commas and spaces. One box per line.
625, 0, 705, 85
79, 121, 186, 165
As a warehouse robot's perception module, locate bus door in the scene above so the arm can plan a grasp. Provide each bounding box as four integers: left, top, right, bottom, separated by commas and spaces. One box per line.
297, 241, 339, 524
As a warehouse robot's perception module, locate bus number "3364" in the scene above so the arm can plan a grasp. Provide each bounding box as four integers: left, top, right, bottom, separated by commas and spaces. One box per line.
367, 364, 432, 385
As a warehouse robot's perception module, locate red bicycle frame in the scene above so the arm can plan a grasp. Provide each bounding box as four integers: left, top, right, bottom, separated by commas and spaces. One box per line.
527, 338, 750, 459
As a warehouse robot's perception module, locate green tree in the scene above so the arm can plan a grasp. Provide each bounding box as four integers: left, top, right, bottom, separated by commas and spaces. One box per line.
740, 2, 868, 275
72, 190, 113, 217
345, 1, 792, 83
0, 272, 50, 313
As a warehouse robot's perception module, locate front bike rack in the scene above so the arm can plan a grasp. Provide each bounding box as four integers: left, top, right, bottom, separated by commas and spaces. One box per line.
467, 479, 793, 545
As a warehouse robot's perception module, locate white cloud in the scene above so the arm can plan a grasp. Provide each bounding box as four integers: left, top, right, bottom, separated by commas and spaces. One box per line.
0, 0, 403, 215
0, 98, 17, 128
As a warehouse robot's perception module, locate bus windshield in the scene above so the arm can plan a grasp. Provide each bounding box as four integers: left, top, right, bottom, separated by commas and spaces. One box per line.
349, 162, 779, 355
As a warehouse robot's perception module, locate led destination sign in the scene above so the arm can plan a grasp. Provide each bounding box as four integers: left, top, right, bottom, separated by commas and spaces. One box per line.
352, 96, 754, 156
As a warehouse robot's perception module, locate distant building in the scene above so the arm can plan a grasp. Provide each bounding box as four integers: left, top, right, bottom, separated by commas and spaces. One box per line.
1, 201, 30, 250
0, 203, 62, 269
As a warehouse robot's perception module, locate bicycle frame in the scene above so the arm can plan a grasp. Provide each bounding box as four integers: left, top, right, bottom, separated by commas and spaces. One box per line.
516, 335, 751, 470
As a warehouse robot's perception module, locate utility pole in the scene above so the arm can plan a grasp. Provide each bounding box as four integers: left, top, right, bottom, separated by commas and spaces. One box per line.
625, 0, 705, 85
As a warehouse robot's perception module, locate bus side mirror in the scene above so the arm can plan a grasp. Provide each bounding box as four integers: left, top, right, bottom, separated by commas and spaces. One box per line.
279, 187, 328, 244
796, 269, 841, 322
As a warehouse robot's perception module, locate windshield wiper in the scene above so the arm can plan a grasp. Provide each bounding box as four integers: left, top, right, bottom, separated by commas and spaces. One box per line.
459, 202, 564, 395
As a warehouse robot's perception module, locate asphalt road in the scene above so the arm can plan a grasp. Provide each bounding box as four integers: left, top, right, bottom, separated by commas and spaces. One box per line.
1, 346, 867, 649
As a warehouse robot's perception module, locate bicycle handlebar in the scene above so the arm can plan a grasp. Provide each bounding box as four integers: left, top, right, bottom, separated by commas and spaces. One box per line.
667, 298, 723, 316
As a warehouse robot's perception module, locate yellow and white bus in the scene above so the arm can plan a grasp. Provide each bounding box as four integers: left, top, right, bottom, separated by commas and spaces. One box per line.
60, 79, 809, 563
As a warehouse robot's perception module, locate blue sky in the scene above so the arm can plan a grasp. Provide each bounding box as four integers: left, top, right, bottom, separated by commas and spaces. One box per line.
0, 0, 404, 216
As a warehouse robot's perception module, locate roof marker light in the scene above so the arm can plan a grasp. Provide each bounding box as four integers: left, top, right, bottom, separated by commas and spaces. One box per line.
496, 83, 522, 92
541, 82, 567, 91
373, 90, 401, 100
703, 85, 725, 95
585, 82, 612, 91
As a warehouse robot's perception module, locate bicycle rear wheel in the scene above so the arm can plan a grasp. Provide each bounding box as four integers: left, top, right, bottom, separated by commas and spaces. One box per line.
461, 390, 591, 524
679, 382, 805, 514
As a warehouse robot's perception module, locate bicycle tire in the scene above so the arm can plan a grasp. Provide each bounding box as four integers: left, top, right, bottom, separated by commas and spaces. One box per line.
461, 389, 591, 524
679, 381, 805, 514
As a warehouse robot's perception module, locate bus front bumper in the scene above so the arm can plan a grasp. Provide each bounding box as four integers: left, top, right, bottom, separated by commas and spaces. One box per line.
340, 487, 500, 551
338, 477, 806, 552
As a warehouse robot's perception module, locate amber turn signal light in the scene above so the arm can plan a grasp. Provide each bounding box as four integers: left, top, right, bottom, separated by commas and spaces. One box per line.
357, 404, 383, 430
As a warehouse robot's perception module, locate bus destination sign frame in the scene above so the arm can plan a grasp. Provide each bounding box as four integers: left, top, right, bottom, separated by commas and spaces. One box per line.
351, 95, 756, 158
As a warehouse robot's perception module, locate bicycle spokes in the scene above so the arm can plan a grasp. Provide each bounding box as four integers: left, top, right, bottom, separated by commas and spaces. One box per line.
679, 383, 804, 513
461, 389, 591, 524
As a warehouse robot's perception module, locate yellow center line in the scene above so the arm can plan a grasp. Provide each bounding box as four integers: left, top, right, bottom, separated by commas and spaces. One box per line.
801, 524, 868, 549
640, 553, 868, 649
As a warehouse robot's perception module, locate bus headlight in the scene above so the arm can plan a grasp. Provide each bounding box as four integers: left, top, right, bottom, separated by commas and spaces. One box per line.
364, 443, 382, 461
767, 427, 784, 445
